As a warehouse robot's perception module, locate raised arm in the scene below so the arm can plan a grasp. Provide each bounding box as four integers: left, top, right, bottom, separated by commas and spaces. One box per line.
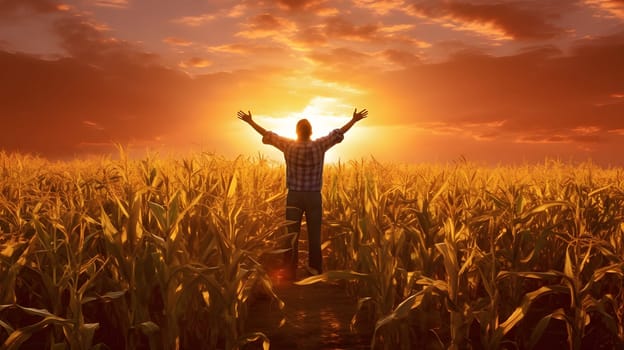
237, 110, 267, 136
340, 108, 368, 134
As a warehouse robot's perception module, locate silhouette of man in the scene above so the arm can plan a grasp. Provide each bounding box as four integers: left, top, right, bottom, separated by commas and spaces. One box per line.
238, 108, 368, 280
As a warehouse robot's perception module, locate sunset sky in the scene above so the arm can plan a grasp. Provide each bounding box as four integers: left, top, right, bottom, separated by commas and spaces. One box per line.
1, 0, 623, 165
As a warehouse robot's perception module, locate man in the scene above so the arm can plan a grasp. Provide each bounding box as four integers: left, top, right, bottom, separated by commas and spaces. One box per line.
237, 108, 368, 280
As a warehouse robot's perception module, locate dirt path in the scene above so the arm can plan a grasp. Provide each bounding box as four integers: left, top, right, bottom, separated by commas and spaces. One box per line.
244, 280, 372, 350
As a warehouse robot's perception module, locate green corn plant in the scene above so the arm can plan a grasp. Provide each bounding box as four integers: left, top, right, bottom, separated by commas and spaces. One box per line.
3, 150, 624, 350
204, 169, 288, 350
0, 175, 125, 349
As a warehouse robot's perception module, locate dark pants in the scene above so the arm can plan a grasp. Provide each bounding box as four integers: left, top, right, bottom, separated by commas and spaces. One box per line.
284, 190, 323, 277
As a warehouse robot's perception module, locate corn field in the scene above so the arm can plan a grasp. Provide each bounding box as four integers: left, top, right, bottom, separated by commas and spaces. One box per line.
1, 149, 623, 349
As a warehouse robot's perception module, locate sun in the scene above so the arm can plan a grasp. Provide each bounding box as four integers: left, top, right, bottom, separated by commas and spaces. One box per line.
234, 96, 372, 163
257, 97, 352, 140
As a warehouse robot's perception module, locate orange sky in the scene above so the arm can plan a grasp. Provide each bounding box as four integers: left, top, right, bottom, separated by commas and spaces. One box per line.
1, 0, 624, 165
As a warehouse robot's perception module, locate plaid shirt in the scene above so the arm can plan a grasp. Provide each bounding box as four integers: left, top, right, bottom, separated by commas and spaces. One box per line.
262, 129, 344, 191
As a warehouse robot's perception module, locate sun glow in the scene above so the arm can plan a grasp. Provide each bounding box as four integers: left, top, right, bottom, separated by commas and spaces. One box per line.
257, 97, 353, 140
229, 95, 374, 163
249, 96, 368, 163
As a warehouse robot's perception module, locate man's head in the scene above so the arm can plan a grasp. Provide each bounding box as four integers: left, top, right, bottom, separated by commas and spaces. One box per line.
296, 119, 312, 141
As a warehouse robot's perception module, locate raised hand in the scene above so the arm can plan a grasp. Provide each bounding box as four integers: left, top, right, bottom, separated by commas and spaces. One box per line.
340, 107, 368, 134
238, 109, 268, 136
237, 110, 253, 123
352, 108, 368, 122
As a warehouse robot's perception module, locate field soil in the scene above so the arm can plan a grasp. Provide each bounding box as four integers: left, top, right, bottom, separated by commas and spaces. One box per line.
244, 275, 372, 350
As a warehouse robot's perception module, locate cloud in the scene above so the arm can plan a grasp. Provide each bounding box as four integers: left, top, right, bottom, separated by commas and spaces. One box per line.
0, 0, 312, 158
3, 0, 623, 164
307, 47, 370, 67
293, 26, 328, 45
208, 42, 289, 55
83, 120, 105, 131
414, 120, 505, 141
0, 2, 229, 157
356, 31, 624, 155
53, 16, 158, 67
353, 0, 407, 15
239, 0, 336, 16
407, 1, 566, 40
379, 23, 416, 34
163, 37, 194, 47
0, 0, 62, 17
172, 13, 217, 27
585, 0, 624, 19
1, 0, 156, 68
324, 16, 379, 41
0, 48, 194, 156
272, 0, 331, 12
171, 4, 250, 27
236, 13, 296, 38
94, 0, 129, 9
382, 49, 421, 67
180, 57, 212, 68
0, 0, 59, 15
315, 15, 430, 48
288, 16, 425, 50
249, 13, 284, 30
514, 128, 604, 147
0, 47, 303, 157
226, 4, 248, 17
609, 128, 624, 135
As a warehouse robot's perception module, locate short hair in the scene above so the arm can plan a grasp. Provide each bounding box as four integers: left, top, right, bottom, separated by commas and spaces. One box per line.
296, 119, 312, 140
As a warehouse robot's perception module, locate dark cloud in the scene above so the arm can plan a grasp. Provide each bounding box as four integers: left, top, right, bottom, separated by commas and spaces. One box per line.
0, 47, 300, 157
94, 0, 128, 9
0, 1, 228, 156
294, 27, 327, 45
382, 49, 421, 67
2, 0, 623, 165
249, 13, 284, 31
276, 0, 323, 10
237, 13, 294, 38
587, 0, 624, 19
307, 47, 370, 67
53, 16, 159, 68
358, 31, 624, 147
0, 0, 60, 17
353, 0, 406, 15
181, 57, 212, 68
324, 16, 379, 41
210, 42, 290, 55
0, 50, 193, 156
272, 0, 331, 12
515, 131, 604, 145
163, 37, 193, 47
311, 15, 423, 49
0, 0, 321, 158
408, 0, 567, 40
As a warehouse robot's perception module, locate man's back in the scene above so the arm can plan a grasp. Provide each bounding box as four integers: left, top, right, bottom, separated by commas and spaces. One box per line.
238, 107, 367, 280
262, 130, 344, 191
